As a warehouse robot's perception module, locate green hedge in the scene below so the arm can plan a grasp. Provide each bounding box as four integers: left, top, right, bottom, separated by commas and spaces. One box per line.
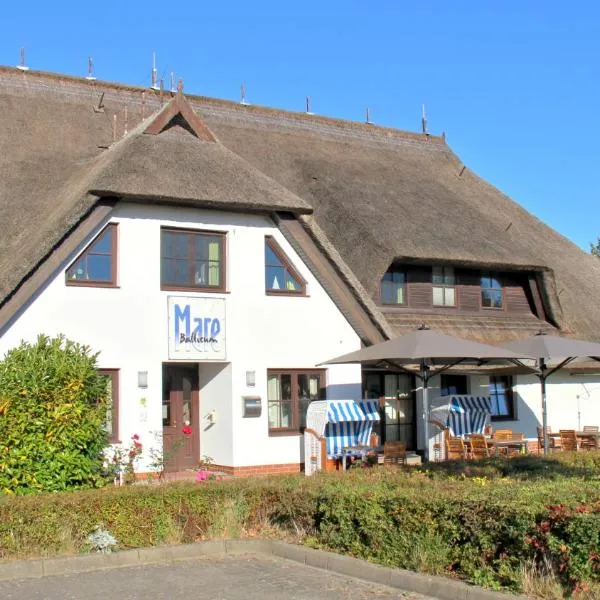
0, 458, 599, 596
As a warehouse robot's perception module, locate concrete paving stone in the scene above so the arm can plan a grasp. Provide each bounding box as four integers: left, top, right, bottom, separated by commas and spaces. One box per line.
0, 558, 44, 581
0, 554, 440, 600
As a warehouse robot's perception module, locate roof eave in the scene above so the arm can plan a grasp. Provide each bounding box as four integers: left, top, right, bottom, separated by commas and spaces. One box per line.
89, 191, 314, 216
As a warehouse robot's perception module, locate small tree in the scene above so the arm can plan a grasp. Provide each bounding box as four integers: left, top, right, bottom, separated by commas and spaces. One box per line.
0, 335, 110, 494
591, 237, 600, 257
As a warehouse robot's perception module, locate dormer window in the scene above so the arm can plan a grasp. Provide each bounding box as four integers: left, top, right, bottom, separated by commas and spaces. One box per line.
265, 236, 306, 295
66, 223, 117, 287
432, 266, 456, 306
380, 269, 406, 305
481, 272, 504, 309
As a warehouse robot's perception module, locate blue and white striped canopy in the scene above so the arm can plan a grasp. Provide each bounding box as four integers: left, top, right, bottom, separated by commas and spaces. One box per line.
447, 396, 492, 437
325, 400, 380, 458
326, 400, 380, 423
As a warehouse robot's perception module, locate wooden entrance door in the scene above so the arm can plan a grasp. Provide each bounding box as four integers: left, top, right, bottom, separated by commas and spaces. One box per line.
162, 364, 200, 472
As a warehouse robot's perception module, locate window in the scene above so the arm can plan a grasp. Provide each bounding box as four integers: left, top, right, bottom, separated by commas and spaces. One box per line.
380, 269, 406, 305
98, 369, 119, 443
265, 236, 306, 295
440, 375, 468, 397
267, 370, 324, 433
161, 228, 225, 291
481, 272, 503, 309
489, 376, 515, 420
432, 266, 456, 306
66, 223, 117, 286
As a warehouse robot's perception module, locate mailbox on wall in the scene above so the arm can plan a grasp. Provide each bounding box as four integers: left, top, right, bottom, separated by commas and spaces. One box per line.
242, 396, 262, 418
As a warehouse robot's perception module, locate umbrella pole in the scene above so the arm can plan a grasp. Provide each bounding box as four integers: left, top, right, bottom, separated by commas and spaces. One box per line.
539, 358, 549, 456
422, 361, 430, 463
541, 375, 549, 456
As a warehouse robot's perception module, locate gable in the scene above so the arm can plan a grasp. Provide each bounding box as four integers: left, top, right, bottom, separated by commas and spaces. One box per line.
143, 93, 216, 142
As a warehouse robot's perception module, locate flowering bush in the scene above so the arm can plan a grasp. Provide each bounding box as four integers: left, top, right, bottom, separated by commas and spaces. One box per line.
195, 455, 221, 483
108, 434, 143, 484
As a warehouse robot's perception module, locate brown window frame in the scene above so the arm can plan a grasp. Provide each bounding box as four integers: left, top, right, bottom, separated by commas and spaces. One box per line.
432, 265, 457, 308
379, 268, 408, 306
267, 369, 325, 435
65, 223, 118, 288
98, 369, 119, 443
480, 271, 505, 310
160, 227, 227, 293
265, 236, 307, 296
489, 376, 516, 421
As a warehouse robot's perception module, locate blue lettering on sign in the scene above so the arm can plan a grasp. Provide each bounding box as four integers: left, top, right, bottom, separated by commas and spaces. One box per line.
173, 303, 222, 349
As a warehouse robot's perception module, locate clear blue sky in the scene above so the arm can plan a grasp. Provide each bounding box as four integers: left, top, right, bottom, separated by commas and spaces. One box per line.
2, 2, 598, 252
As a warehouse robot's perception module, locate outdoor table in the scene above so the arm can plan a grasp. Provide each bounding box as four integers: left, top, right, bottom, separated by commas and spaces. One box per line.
547, 431, 600, 439
486, 438, 529, 456
547, 431, 600, 448
340, 445, 377, 471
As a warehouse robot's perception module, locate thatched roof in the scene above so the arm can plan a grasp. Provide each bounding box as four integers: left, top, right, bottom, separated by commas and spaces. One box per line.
1, 67, 599, 342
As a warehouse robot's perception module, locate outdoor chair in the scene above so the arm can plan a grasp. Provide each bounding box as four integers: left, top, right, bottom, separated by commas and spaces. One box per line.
505, 432, 525, 457
581, 426, 599, 451
469, 434, 491, 460
383, 441, 407, 465
492, 429, 513, 456
537, 426, 561, 453
445, 437, 466, 461
493, 429, 514, 439
559, 430, 579, 452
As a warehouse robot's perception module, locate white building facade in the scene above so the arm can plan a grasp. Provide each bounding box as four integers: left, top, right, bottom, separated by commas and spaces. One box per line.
0, 203, 362, 475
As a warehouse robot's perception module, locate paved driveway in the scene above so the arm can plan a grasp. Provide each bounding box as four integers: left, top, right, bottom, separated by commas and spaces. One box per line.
0, 554, 439, 600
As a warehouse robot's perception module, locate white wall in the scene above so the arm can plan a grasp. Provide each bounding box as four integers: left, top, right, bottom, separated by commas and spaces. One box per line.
0, 202, 362, 470
513, 373, 600, 437
198, 362, 233, 466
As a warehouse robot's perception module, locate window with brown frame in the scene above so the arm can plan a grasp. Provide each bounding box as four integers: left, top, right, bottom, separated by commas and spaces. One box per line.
489, 376, 515, 420
267, 370, 324, 434
66, 223, 117, 287
380, 269, 407, 305
264, 236, 306, 295
432, 266, 456, 306
98, 369, 119, 443
481, 272, 504, 309
161, 228, 226, 291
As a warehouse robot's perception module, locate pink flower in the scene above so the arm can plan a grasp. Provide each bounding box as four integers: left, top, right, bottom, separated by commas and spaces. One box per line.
196, 470, 208, 482
182, 425, 193, 436
132, 434, 140, 441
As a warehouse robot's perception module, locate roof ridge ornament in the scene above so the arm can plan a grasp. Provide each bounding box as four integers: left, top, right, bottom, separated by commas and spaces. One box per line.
16, 47, 29, 71
143, 92, 216, 142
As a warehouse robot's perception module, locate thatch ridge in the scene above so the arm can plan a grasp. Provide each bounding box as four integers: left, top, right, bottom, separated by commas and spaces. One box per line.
1, 66, 599, 342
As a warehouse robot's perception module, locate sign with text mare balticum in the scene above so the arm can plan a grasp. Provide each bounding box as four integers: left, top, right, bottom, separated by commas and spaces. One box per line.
168, 296, 226, 360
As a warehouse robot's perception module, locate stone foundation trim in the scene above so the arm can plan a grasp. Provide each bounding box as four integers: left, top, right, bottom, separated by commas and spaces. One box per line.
208, 463, 302, 476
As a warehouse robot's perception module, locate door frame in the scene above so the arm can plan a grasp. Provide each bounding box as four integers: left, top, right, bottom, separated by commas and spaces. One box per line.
362, 369, 417, 449
162, 363, 200, 472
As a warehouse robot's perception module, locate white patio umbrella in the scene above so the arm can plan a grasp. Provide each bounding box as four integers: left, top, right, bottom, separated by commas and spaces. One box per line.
320, 325, 532, 461
502, 332, 600, 455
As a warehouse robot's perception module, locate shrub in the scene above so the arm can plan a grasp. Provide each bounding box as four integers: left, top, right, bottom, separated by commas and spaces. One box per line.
0, 335, 110, 494
0, 466, 598, 597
